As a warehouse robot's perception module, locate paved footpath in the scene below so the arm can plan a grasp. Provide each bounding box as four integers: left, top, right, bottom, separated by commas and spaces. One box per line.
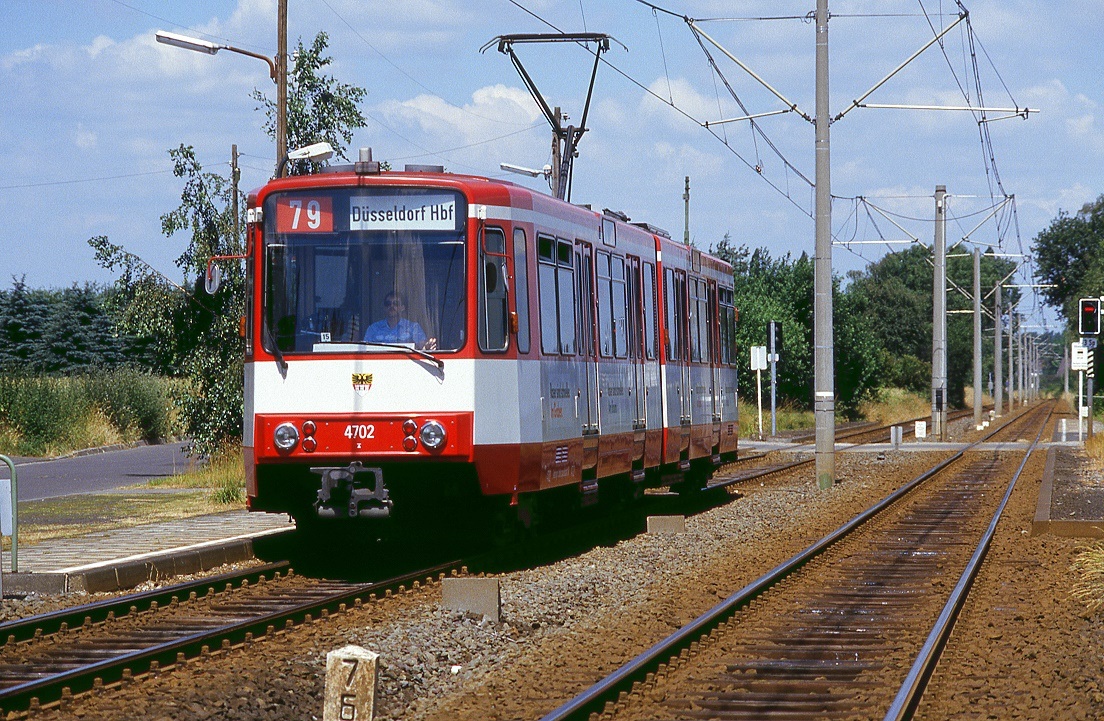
4, 510, 292, 575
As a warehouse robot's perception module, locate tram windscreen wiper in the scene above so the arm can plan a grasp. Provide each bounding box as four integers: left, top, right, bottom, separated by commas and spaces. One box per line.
263, 322, 288, 377
354, 341, 444, 370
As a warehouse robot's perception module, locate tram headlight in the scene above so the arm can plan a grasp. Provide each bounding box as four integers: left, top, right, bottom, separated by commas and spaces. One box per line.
419, 420, 447, 451
273, 422, 300, 451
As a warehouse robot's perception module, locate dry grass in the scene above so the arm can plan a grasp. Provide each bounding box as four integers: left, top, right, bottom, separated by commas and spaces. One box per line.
1085, 433, 1104, 473
1071, 543, 1104, 612
860, 388, 930, 426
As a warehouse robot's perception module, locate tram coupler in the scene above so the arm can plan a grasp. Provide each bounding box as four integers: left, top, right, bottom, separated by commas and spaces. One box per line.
311, 462, 393, 520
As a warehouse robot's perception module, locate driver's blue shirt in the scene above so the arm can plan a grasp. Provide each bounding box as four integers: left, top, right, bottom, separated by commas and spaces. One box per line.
363, 318, 428, 345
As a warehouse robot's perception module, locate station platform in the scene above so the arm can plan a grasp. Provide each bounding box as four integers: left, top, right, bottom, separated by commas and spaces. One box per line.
2, 511, 293, 596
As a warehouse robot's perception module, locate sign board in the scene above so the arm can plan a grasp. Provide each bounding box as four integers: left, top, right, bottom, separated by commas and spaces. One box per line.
1073, 342, 1091, 371
750, 345, 768, 371
1085, 337, 1099, 350
915, 421, 927, 439
0, 479, 10, 536
349, 193, 457, 231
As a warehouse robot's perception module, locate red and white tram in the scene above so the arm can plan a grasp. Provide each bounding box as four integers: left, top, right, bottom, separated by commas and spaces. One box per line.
243, 154, 739, 527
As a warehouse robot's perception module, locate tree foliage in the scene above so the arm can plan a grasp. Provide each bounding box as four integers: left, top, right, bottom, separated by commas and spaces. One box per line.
89, 32, 369, 454
0, 279, 144, 374
252, 31, 367, 174
1033, 195, 1104, 328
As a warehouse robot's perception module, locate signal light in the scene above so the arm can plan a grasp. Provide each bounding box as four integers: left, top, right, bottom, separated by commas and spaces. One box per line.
1079, 298, 1101, 335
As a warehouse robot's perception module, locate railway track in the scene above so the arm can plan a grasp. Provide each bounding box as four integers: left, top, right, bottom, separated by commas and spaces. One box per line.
542, 401, 1054, 721
707, 408, 978, 491
0, 559, 463, 714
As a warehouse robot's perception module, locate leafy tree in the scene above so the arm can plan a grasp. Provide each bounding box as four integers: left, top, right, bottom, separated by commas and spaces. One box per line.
1033, 195, 1104, 321
252, 31, 367, 174
90, 33, 369, 454
92, 146, 244, 455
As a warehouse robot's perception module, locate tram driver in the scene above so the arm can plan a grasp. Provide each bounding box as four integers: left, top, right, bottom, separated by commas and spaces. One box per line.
363, 290, 438, 350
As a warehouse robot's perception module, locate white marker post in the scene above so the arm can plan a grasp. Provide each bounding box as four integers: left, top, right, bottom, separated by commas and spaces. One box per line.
1073, 341, 1090, 443
324, 645, 379, 721
751, 346, 768, 440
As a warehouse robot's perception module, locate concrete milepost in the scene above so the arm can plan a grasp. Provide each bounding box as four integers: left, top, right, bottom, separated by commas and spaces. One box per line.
324, 645, 379, 721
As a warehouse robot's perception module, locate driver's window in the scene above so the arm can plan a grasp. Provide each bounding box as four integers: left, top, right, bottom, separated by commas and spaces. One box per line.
479, 227, 509, 351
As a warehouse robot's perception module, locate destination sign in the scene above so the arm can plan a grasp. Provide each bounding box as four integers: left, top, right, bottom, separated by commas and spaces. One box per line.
349, 194, 458, 231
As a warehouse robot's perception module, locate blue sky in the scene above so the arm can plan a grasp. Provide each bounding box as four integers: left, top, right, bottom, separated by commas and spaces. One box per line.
2, 0, 1099, 330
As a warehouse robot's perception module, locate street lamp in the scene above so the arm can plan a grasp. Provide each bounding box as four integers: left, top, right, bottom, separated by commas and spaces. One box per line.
155, 22, 287, 175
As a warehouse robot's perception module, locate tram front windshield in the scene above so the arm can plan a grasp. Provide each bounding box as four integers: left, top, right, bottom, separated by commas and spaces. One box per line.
262, 187, 467, 354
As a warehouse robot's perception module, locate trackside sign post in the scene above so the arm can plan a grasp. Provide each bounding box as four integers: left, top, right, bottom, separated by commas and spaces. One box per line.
751, 346, 768, 440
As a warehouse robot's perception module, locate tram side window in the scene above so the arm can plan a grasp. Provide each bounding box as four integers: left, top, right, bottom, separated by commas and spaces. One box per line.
688, 277, 702, 363
719, 286, 737, 366
559, 240, 577, 355
597, 251, 614, 357
479, 227, 509, 352
644, 262, 657, 360
513, 228, 530, 354
538, 235, 559, 354
612, 255, 627, 358
664, 268, 688, 361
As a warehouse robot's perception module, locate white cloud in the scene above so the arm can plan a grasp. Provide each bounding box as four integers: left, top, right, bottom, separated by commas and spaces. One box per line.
74, 124, 97, 150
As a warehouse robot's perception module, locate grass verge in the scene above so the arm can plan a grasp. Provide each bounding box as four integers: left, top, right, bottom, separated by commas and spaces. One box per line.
6, 446, 247, 549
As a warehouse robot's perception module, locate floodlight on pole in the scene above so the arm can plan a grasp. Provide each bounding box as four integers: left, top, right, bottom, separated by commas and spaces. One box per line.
156, 2, 287, 175
155, 30, 277, 79
500, 162, 552, 179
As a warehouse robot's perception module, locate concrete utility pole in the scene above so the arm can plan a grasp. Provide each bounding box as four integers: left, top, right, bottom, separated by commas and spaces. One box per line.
1008, 312, 1015, 407
932, 186, 948, 440
973, 247, 982, 428
231, 144, 241, 245
995, 282, 1003, 416
1018, 325, 1025, 406
813, 0, 835, 489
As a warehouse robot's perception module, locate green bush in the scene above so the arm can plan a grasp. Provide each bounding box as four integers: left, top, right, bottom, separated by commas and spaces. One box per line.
0, 371, 177, 456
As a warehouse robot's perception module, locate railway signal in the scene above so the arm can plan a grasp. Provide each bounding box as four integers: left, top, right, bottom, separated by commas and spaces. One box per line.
1079, 297, 1101, 335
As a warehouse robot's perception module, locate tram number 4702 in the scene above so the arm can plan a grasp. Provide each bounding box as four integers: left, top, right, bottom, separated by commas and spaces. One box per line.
343, 424, 376, 439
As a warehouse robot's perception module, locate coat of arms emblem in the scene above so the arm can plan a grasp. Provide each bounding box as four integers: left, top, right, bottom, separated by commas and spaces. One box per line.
352, 373, 373, 396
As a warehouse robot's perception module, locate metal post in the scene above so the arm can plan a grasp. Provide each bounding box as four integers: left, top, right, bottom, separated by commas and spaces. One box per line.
994, 282, 1003, 416
772, 337, 781, 432
683, 176, 691, 246
973, 247, 982, 428
932, 186, 948, 440
0, 455, 16, 573
1081, 370, 1090, 439
1064, 342, 1070, 398
232, 144, 240, 247
276, 0, 288, 174
813, 0, 835, 488
1079, 369, 1084, 441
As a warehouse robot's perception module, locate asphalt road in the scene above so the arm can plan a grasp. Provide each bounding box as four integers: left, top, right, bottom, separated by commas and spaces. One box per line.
0, 442, 196, 501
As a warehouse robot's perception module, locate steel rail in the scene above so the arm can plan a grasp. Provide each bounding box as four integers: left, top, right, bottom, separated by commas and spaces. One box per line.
705, 408, 977, 491
0, 560, 462, 713
884, 401, 1055, 720
0, 562, 290, 646
539, 402, 1047, 721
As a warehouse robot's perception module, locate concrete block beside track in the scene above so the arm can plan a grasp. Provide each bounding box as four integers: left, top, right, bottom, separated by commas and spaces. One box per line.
442, 577, 500, 622
647, 515, 686, 534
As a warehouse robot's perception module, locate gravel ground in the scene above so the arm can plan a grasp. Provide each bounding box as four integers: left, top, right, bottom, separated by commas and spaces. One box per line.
917, 438, 1104, 720
18, 410, 1104, 721
27, 448, 951, 721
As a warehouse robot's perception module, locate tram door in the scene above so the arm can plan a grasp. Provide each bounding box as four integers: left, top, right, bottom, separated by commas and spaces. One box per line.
575, 241, 600, 458
707, 281, 721, 449
675, 270, 692, 434
628, 256, 647, 446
